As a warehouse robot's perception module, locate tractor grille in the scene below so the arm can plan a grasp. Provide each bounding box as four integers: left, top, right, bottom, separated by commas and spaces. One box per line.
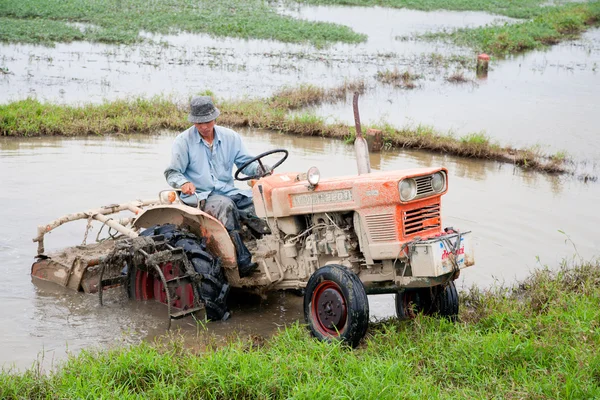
365, 213, 397, 242
403, 203, 441, 236
415, 175, 435, 197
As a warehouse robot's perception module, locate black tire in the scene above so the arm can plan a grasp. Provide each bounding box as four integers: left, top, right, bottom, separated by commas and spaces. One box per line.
432, 281, 459, 322
396, 282, 459, 322
135, 224, 230, 321
304, 265, 369, 348
395, 287, 434, 320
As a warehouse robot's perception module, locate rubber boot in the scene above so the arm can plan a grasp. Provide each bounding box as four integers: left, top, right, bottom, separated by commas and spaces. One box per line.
229, 230, 258, 278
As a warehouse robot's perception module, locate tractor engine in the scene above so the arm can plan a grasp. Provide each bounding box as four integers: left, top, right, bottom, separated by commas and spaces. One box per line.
297, 212, 360, 264
252, 212, 362, 286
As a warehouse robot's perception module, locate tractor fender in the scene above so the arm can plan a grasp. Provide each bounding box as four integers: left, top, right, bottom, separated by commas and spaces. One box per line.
132, 204, 237, 269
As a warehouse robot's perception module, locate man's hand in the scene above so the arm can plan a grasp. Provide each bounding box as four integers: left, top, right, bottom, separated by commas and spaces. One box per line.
181, 182, 196, 195
257, 164, 272, 176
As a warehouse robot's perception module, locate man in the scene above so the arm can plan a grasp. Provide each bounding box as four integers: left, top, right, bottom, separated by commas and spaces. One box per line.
164, 96, 264, 277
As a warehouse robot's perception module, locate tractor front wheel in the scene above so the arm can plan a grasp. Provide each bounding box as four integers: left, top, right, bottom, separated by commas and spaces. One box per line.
304, 265, 369, 348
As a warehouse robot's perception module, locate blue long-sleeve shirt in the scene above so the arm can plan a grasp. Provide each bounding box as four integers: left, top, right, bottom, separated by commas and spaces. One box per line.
164, 125, 259, 205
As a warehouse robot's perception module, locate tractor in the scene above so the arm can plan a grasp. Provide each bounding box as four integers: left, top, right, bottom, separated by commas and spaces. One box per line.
31, 97, 474, 347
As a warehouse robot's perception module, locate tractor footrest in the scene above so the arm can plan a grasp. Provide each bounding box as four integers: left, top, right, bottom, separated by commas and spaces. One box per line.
100, 276, 126, 289
171, 306, 204, 319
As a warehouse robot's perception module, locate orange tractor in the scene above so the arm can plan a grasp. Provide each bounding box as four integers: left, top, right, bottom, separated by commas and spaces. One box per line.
31, 98, 474, 347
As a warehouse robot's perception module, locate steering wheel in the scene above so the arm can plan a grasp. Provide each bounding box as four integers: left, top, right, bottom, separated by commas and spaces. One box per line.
234, 149, 289, 181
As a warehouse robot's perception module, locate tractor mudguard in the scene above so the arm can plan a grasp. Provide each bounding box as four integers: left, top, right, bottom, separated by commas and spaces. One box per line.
133, 204, 237, 270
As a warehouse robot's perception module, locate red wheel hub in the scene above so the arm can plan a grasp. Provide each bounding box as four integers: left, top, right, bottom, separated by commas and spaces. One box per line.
311, 281, 348, 336
133, 262, 195, 309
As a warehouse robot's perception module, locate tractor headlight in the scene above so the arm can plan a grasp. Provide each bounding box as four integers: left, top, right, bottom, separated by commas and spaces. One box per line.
399, 179, 417, 201
308, 166, 320, 186
431, 172, 446, 192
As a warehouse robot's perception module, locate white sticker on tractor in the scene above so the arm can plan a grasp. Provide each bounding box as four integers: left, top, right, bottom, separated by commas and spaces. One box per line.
292, 189, 353, 207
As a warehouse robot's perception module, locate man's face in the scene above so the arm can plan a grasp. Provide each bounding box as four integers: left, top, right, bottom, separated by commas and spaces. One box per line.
194, 120, 215, 138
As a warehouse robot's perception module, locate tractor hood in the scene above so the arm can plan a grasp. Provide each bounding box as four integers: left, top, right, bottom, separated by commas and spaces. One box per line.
252, 167, 447, 218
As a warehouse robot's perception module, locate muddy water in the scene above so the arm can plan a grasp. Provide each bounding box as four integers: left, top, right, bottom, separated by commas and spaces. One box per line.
1, 129, 598, 370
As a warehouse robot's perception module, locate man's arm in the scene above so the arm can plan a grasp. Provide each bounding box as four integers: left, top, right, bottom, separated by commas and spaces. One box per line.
164, 138, 191, 190
233, 134, 264, 177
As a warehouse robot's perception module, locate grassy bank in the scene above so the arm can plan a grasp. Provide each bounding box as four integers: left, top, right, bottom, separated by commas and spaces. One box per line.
2, 261, 599, 398
0, 87, 567, 173
0, 0, 365, 46
426, 2, 600, 56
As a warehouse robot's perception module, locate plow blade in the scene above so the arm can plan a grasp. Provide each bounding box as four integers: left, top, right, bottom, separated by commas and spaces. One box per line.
31, 241, 115, 293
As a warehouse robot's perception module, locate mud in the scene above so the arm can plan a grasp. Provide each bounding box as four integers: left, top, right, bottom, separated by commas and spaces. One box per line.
1, 129, 599, 370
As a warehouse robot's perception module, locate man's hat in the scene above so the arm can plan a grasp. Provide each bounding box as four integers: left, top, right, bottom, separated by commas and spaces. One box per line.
188, 96, 220, 123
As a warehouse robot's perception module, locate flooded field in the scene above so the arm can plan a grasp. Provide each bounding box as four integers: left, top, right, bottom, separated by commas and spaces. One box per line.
2, 6, 598, 159
1, 3, 599, 371
1, 129, 599, 370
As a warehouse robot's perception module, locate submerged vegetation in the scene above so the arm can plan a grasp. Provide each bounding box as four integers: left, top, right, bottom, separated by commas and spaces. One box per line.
446, 71, 470, 84
0, 0, 365, 46
375, 68, 421, 89
0, 84, 568, 173
2, 261, 599, 398
270, 80, 365, 109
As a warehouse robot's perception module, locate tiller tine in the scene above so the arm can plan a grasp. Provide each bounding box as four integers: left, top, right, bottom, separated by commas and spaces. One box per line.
98, 235, 205, 329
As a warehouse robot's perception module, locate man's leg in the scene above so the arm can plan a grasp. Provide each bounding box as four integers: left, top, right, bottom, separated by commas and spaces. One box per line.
229, 194, 271, 236
203, 194, 258, 277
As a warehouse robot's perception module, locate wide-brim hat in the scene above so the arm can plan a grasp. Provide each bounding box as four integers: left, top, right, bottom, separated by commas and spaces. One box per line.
188, 96, 220, 123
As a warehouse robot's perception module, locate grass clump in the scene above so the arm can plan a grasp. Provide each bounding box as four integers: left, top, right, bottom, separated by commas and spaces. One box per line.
0, 97, 188, 136
0, 0, 366, 46
447, 71, 471, 84
2, 261, 599, 398
427, 1, 600, 56
376, 68, 421, 89
0, 17, 85, 45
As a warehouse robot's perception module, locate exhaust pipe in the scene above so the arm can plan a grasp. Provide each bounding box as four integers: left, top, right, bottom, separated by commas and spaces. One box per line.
353, 92, 371, 175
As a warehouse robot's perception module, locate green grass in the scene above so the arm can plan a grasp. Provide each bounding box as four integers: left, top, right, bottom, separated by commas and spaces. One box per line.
0, 0, 366, 46
0, 97, 187, 136
426, 2, 600, 56
296, 0, 554, 19
2, 261, 599, 399
0, 88, 569, 173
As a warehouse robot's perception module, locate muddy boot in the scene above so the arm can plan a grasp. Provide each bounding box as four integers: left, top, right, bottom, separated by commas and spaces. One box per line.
229, 230, 258, 278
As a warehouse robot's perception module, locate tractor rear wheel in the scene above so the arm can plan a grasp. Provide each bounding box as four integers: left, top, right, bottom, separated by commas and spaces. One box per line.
395, 282, 459, 322
128, 224, 230, 321
304, 265, 369, 348
395, 287, 434, 320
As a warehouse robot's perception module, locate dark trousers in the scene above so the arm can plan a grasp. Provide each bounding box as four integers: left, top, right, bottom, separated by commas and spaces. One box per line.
202, 193, 255, 233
